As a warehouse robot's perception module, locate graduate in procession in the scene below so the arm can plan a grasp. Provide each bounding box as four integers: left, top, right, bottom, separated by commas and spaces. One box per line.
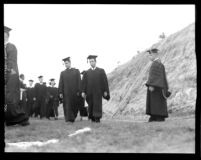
145, 48, 171, 122
58, 57, 81, 123
46, 79, 60, 120
19, 74, 28, 116
77, 71, 88, 121
81, 55, 110, 123
4, 26, 30, 126
34, 75, 48, 119
26, 80, 36, 117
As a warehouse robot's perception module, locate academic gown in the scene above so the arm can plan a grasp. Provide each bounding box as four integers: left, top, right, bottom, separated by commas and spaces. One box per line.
58, 68, 81, 122
77, 74, 88, 117
46, 86, 59, 118
145, 59, 169, 118
5, 42, 29, 126
19, 80, 27, 115
26, 86, 36, 117
82, 67, 110, 119
34, 83, 48, 118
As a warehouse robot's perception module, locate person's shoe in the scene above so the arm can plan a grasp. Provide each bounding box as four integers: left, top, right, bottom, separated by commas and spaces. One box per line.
156, 118, 165, 122
148, 117, 154, 122
94, 118, 100, 123
55, 117, 58, 120
68, 120, 75, 123
19, 120, 30, 126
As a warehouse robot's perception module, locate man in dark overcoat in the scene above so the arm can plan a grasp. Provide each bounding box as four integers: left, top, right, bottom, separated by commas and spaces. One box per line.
145, 48, 170, 122
4, 26, 29, 126
46, 79, 59, 120
19, 74, 28, 116
81, 55, 110, 123
58, 57, 81, 123
34, 76, 48, 119
26, 80, 36, 117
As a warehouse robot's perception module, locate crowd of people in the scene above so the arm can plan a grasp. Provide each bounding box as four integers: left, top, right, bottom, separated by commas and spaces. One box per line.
4, 25, 171, 127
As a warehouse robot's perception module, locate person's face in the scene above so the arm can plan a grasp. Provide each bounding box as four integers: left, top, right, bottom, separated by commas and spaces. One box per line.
148, 52, 157, 61
50, 81, 55, 86
29, 81, 33, 86
64, 61, 71, 69
89, 59, 96, 68
21, 75, 25, 81
39, 78, 43, 83
4, 32, 9, 44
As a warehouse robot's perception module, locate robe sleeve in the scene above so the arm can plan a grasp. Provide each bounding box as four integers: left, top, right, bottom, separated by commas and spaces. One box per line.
76, 69, 81, 94
101, 69, 110, 100
58, 72, 64, 94
6, 43, 19, 74
145, 61, 166, 89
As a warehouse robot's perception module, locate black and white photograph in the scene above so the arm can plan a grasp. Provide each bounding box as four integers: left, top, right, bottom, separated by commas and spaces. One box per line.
4, 4, 196, 153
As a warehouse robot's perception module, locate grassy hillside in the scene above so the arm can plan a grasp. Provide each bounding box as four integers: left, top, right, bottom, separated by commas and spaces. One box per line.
5, 117, 195, 153
103, 23, 196, 118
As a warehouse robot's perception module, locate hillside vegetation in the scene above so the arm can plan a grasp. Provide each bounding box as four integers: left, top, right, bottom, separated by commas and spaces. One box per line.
103, 23, 196, 118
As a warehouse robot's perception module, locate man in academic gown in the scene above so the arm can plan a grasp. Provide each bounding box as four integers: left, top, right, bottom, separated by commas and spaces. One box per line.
81, 55, 110, 123
34, 76, 48, 119
19, 74, 28, 116
77, 71, 88, 121
145, 48, 170, 122
26, 80, 36, 117
46, 79, 59, 120
4, 26, 29, 126
58, 57, 81, 123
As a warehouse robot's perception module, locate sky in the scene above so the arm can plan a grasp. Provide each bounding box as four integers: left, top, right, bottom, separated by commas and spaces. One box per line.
4, 4, 195, 87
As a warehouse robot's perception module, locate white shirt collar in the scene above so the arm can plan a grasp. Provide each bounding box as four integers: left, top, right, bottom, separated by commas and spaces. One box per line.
153, 58, 160, 62
91, 67, 96, 70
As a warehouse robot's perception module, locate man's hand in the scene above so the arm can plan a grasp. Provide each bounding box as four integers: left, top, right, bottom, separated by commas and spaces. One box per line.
149, 86, 154, 92
104, 91, 107, 97
81, 92, 86, 99
10, 69, 16, 75
59, 94, 63, 99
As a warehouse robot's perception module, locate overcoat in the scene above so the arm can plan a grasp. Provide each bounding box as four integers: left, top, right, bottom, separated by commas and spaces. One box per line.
145, 59, 169, 117
58, 68, 81, 121
34, 82, 47, 118
5, 43, 28, 125
82, 67, 110, 119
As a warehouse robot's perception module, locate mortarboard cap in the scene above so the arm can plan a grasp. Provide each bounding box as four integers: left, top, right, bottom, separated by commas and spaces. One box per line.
50, 78, 55, 81
29, 80, 34, 82
62, 57, 71, 62
87, 55, 98, 63
150, 48, 159, 53
4, 26, 12, 33
147, 48, 159, 54
87, 55, 98, 60
38, 75, 43, 78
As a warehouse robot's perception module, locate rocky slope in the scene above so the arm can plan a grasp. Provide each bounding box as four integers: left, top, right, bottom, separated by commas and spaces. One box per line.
103, 23, 196, 118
